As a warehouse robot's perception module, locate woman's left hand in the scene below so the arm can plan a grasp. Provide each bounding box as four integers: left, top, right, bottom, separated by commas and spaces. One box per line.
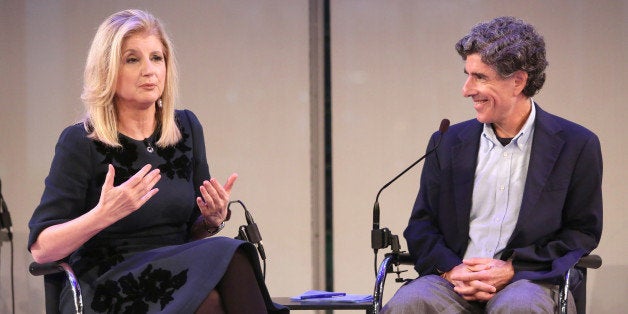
196, 173, 238, 228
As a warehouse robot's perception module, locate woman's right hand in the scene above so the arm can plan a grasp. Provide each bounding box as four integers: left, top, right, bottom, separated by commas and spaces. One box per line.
95, 164, 161, 224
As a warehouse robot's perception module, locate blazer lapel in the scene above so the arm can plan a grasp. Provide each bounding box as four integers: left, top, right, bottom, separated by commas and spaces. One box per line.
451, 122, 482, 235
511, 105, 564, 243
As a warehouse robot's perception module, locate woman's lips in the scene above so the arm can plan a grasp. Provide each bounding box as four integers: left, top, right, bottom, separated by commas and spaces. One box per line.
139, 83, 157, 90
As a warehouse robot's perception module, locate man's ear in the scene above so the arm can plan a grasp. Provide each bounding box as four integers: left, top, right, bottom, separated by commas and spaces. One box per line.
512, 70, 528, 96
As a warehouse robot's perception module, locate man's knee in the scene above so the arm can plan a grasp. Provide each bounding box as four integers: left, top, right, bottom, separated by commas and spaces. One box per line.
487, 280, 555, 314
381, 275, 466, 314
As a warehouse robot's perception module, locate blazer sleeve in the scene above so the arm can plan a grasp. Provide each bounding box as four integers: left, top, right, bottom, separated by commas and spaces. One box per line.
403, 132, 463, 276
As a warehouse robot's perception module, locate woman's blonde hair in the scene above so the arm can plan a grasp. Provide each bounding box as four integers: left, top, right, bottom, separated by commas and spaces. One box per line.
81, 9, 181, 147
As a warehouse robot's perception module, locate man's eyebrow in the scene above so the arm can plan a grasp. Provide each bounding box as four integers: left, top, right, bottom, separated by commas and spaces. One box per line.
463, 69, 487, 78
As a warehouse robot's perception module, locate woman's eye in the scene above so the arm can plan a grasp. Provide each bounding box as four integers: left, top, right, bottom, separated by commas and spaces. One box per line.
151, 55, 164, 62
125, 57, 138, 64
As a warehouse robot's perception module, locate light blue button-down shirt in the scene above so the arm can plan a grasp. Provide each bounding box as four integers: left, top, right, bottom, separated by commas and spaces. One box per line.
463, 102, 536, 260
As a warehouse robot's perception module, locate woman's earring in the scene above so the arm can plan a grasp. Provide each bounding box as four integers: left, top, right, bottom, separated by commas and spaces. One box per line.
157, 98, 163, 108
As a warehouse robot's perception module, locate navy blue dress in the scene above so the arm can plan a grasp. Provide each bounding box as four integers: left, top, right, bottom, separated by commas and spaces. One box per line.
28, 110, 284, 313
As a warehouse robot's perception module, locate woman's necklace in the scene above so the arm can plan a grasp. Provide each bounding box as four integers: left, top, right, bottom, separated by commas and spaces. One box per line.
143, 138, 155, 153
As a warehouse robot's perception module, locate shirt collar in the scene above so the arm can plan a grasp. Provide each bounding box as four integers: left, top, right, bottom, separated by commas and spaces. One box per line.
481, 99, 536, 150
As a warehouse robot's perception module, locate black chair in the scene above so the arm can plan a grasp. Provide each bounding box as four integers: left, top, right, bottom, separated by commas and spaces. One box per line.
372, 252, 602, 314
29, 260, 83, 314
32, 253, 602, 314
28, 201, 272, 314
29, 246, 273, 313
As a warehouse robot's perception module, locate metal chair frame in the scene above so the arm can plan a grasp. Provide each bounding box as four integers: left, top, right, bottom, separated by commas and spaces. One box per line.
30, 252, 601, 314
372, 252, 602, 314
29, 261, 83, 314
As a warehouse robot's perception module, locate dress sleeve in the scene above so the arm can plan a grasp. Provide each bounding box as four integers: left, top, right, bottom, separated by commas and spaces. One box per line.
28, 125, 93, 251
179, 110, 211, 228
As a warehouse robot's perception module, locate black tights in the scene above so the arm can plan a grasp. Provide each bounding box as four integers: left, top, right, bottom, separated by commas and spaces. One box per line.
195, 248, 266, 313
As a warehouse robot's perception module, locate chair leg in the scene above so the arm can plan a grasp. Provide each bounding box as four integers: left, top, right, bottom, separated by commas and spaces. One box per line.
58, 262, 84, 314
558, 268, 571, 314
573, 268, 588, 314
373, 255, 394, 314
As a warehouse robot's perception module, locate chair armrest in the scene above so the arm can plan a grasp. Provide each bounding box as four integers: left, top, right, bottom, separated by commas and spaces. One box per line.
575, 254, 602, 269
558, 254, 602, 314
29, 261, 84, 314
397, 253, 414, 265
29, 261, 65, 276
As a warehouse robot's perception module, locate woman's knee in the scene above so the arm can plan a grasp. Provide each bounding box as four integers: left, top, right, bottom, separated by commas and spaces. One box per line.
195, 289, 224, 314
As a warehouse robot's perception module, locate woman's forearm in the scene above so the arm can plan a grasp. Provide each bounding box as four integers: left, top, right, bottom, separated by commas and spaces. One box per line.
30, 206, 111, 263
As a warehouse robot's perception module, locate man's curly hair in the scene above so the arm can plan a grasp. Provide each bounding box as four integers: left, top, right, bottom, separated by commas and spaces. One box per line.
456, 16, 548, 97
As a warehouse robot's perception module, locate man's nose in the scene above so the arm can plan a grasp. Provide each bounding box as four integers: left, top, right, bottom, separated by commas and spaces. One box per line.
462, 76, 476, 97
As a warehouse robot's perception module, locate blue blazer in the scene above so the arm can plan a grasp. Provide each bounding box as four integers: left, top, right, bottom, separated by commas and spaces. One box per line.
404, 104, 603, 283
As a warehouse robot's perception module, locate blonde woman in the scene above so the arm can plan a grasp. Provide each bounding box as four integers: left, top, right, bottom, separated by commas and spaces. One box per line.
28, 9, 284, 313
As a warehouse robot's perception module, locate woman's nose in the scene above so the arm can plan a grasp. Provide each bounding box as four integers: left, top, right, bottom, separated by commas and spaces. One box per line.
141, 60, 155, 76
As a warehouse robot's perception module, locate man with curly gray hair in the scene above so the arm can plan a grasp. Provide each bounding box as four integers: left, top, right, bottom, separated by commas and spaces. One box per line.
382, 16, 602, 314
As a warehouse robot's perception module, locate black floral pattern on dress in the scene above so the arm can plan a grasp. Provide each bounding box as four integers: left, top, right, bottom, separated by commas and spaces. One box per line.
155, 126, 192, 181
94, 138, 140, 186
93, 124, 193, 183
73, 244, 130, 277
87, 117, 194, 312
91, 264, 188, 313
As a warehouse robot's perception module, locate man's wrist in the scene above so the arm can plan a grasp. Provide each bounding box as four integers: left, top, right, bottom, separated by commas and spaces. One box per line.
437, 268, 450, 281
